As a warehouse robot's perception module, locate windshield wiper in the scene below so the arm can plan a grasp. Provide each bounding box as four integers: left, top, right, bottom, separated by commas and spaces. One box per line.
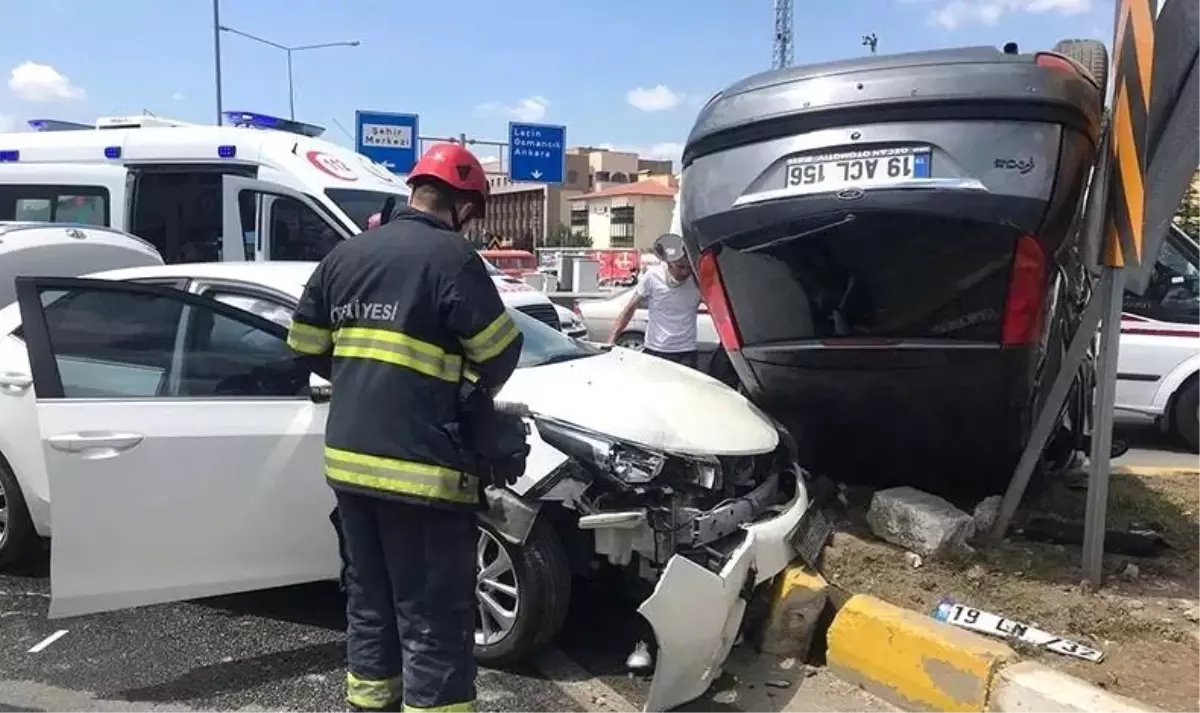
742, 214, 857, 254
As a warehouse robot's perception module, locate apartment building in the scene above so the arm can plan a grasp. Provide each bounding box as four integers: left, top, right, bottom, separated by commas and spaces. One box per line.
472, 147, 676, 249
568, 175, 678, 250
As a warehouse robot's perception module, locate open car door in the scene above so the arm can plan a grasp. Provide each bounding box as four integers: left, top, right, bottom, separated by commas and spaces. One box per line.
15, 276, 339, 619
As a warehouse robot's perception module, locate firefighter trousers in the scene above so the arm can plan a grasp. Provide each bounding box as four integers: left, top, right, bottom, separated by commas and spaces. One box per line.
335, 491, 478, 712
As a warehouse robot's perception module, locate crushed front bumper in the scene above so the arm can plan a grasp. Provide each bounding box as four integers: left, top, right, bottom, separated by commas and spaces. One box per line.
637, 463, 811, 712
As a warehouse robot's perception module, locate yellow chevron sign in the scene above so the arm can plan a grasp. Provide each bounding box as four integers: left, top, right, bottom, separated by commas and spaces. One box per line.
1104, 0, 1156, 267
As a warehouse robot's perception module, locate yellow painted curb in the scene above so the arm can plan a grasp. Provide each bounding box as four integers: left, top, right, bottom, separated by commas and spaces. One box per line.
1114, 464, 1199, 477
760, 565, 828, 657
827, 594, 1016, 712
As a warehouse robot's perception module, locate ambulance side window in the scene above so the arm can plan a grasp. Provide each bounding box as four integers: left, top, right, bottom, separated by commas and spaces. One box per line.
0, 185, 109, 226
268, 196, 342, 261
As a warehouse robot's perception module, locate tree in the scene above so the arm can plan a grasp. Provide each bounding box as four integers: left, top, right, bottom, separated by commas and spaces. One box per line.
1173, 170, 1199, 240
545, 224, 592, 248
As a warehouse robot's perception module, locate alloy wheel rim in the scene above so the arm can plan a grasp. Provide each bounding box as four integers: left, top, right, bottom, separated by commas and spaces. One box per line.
475, 528, 519, 646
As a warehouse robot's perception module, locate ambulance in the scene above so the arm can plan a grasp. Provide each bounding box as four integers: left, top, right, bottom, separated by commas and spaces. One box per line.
0, 112, 408, 263
0, 112, 564, 331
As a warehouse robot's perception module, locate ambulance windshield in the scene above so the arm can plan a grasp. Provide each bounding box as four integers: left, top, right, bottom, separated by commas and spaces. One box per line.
326, 188, 409, 232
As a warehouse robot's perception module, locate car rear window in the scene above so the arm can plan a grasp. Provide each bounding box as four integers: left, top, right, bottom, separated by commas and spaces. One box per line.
717, 211, 1020, 343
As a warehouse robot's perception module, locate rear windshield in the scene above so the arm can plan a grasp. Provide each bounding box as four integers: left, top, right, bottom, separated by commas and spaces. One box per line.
718, 211, 1019, 342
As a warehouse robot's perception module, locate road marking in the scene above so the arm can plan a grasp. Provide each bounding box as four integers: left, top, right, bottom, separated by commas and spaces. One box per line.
28, 629, 68, 653
533, 648, 638, 713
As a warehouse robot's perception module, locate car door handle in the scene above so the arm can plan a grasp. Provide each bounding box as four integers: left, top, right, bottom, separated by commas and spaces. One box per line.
0, 371, 32, 392
47, 432, 144, 454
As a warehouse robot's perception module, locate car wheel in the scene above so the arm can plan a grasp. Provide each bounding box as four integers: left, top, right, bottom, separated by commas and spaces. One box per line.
0, 458, 37, 570
474, 519, 571, 667
1052, 39, 1109, 95
1171, 377, 1199, 452
615, 332, 644, 351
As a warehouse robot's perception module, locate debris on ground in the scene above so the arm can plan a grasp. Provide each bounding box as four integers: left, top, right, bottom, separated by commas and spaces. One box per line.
865, 486, 975, 558
821, 471, 1200, 711
973, 495, 1003, 534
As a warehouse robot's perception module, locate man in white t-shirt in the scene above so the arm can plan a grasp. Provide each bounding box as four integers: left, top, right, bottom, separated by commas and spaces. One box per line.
608, 233, 703, 369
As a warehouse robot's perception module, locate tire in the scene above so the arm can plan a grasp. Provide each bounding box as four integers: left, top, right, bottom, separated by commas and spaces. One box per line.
0, 458, 38, 570
1053, 39, 1109, 96
614, 331, 644, 351
474, 519, 571, 667
1171, 377, 1199, 452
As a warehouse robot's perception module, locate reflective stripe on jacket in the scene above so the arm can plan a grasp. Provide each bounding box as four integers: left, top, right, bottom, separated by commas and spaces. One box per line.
287, 208, 522, 509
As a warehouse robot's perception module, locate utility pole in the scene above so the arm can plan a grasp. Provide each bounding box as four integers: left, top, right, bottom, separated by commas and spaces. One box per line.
772, 0, 794, 70
213, 0, 224, 125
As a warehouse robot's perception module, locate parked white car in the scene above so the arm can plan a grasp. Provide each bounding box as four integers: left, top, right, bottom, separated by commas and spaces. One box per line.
575, 287, 719, 350
0, 226, 813, 712
553, 304, 587, 339
1115, 226, 1199, 451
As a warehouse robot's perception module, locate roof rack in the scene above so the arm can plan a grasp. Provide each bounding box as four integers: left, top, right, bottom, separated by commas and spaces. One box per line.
223, 111, 325, 138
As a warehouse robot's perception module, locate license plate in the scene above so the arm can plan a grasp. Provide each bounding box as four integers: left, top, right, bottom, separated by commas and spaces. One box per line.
784, 147, 932, 193
934, 602, 1105, 662
789, 507, 834, 568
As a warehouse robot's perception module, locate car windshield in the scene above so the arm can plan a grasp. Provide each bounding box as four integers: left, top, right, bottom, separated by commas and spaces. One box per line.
510, 307, 600, 367
325, 188, 409, 231
479, 258, 504, 277
266, 293, 595, 370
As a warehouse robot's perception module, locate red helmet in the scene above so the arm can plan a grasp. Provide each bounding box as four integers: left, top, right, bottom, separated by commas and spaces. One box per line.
407, 142, 490, 218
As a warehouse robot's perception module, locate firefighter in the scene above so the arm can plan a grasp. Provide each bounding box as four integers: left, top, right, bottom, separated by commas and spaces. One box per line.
286, 142, 524, 713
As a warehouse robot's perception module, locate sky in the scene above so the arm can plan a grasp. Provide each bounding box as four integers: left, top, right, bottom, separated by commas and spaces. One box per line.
0, 0, 1116, 168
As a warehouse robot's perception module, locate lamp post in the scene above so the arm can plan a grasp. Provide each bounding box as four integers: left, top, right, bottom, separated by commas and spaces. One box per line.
218, 24, 360, 120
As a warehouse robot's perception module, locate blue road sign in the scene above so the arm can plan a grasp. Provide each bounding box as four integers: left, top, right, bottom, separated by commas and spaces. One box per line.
508, 122, 566, 184
355, 111, 420, 175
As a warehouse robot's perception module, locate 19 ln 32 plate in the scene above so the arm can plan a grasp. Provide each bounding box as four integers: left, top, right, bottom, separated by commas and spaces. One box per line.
784, 146, 932, 194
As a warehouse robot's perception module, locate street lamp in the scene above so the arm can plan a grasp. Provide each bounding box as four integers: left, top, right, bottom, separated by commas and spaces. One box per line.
218, 24, 360, 120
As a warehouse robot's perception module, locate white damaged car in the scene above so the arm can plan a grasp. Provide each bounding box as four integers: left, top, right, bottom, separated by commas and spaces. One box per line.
0, 224, 815, 712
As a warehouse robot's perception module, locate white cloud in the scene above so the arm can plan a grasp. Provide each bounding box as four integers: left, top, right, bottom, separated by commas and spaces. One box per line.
625, 85, 685, 113
476, 96, 549, 122
928, 0, 1091, 28
172, 91, 185, 102
8, 61, 84, 102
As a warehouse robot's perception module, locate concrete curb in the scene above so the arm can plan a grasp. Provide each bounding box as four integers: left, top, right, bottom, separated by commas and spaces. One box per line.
1113, 464, 1199, 477
761, 570, 1165, 713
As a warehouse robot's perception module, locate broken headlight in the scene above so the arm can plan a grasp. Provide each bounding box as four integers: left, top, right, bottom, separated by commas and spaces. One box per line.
609, 445, 666, 484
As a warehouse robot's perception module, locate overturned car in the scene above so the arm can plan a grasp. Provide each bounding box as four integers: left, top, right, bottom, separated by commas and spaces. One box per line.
0, 226, 814, 712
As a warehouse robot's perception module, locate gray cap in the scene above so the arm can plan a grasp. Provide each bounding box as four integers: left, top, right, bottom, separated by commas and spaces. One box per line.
653, 233, 687, 263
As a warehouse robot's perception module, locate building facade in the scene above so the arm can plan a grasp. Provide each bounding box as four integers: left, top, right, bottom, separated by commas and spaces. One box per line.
471, 147, 676, 249
569, 176, 677, 250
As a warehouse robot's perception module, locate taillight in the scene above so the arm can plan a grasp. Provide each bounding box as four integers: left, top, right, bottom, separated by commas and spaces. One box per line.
696, 251, 742, 350
1035, 53, 1081, 76
1001, 234, 1048, 346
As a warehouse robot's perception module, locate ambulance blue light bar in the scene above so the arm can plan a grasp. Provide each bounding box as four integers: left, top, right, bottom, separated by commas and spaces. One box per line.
0, 150, 18, 162
218, 145, 237, 159
27, 119, 94, 132
223, 111, 325, 138
104, 146, 122, 159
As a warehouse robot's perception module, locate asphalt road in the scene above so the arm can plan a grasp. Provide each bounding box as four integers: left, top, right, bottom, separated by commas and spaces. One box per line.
0, 557, 889, 713
1114, 421, 1199, 470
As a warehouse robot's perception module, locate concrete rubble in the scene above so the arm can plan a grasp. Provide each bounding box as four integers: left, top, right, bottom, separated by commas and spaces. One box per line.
866, 486, 975, 558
